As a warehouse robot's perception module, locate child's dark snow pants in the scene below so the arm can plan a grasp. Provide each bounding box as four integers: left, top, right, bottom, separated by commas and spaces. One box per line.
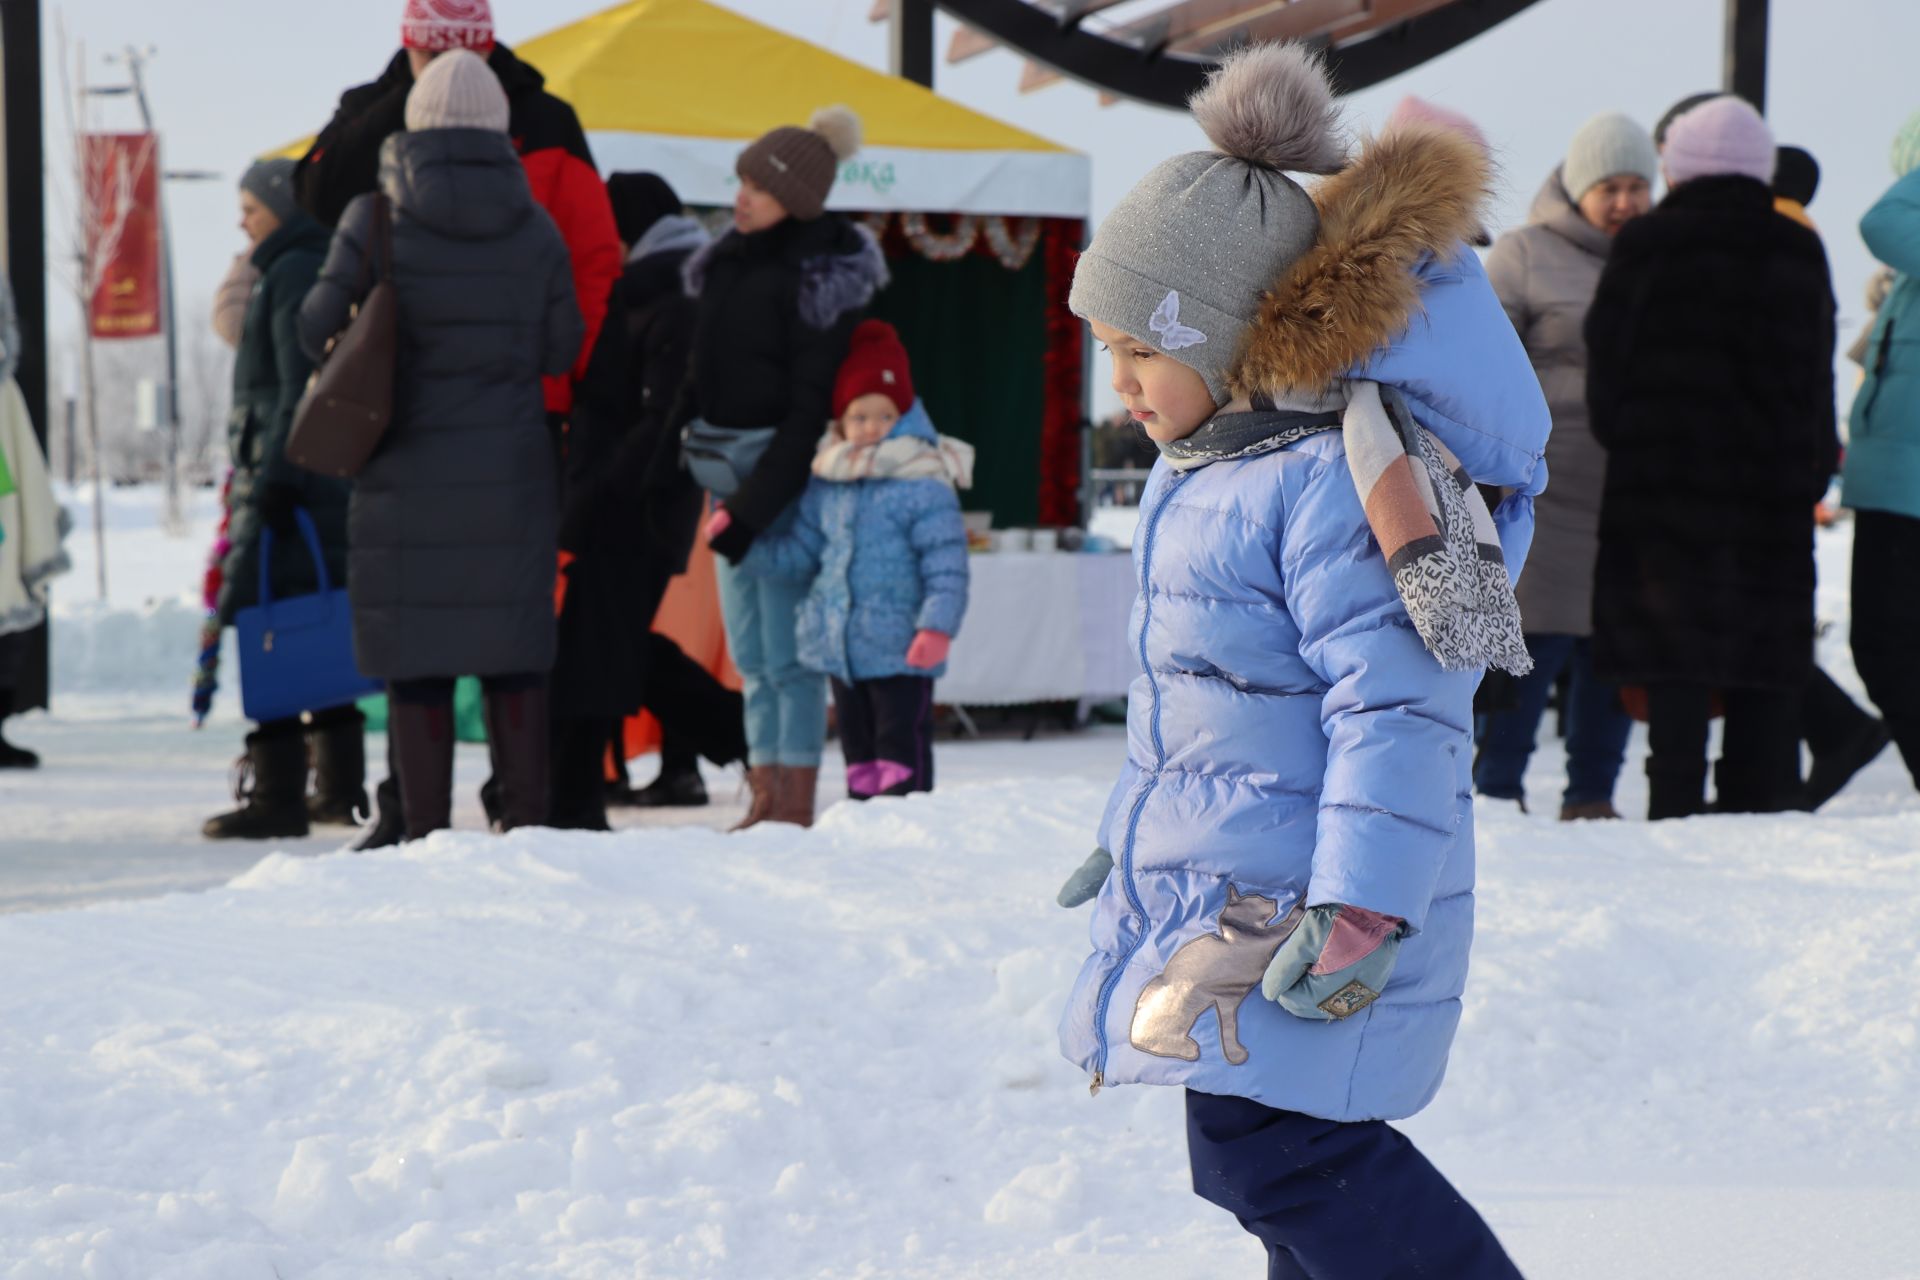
830, 675, 934, 798
1185, 1089, 1524, 1279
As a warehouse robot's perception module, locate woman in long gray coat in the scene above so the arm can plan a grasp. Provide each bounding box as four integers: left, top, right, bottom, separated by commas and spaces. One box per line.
1476, 112, 1657, 820
300, 50, 582, 839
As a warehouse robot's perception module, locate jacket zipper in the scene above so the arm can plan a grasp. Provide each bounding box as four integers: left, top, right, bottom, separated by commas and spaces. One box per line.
1089, 469, 1184, 1095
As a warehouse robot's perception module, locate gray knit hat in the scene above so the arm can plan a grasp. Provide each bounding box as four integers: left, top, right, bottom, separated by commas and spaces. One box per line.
404, 48, 509, 134
737, 106, 862, 222
1562, 112, 1658, 201
240, 157, 299, 224
1069, 43, 1347, 403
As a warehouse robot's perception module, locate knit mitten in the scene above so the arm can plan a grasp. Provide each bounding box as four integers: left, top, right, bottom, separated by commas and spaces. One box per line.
1260, 903, 1405, 1020
905, 630, 951, 669
1056, 847, 1114, 908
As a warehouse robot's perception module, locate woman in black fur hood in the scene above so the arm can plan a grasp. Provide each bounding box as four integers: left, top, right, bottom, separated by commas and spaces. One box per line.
674, 105, 888, 831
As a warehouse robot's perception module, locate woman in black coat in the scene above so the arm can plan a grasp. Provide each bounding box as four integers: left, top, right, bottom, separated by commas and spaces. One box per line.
680, 107, 887, 830
546, 175, 747, 827
204, 158, 359, 841
299, 51, 582, 840
1585, 98, 1838, 819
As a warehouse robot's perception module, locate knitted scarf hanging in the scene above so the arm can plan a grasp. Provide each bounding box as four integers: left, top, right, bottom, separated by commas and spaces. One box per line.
1158, 381, 1532, 676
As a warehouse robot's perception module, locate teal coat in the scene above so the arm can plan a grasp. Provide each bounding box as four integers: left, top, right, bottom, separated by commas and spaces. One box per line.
217, 213, 351, 624
1844, 169, 1920, 521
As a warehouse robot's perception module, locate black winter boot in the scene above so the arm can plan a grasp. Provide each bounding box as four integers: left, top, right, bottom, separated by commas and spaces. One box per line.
392, 700, 456, 841
632, 767, 709, 807
1801, 717, 1892, 812
204, 727, 310, 840
352, 775, 406, 851
0, 695, 38, 769
306, 711, 369, 826
548, 716, 611, 831
1645, 759, 1709, 821
483, 682, 550, 832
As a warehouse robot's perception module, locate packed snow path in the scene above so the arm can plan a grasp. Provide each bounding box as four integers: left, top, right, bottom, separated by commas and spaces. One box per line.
2, 735, 1918, 1277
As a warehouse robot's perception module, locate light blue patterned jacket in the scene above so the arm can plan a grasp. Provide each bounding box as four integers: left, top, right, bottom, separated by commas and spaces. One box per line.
1058, 129, 1551, 1121
744, 400, 970, 683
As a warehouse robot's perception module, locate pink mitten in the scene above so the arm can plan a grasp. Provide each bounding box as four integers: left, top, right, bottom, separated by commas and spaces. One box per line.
704, 507, 733, 542
905, 630, 951, 669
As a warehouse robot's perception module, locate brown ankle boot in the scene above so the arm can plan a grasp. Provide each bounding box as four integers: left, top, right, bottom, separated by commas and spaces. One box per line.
773, 764, 818, 828
731, 765, 781, 832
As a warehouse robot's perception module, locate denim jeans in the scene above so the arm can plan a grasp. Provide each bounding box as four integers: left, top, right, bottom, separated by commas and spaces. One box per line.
1474, 633, 1630, 808
714, 556, 826, 768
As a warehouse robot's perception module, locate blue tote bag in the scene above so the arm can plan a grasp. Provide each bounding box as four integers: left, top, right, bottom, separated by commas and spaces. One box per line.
235, 508, 380, 723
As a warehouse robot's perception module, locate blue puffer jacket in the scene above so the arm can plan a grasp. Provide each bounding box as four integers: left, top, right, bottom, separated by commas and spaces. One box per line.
745, 400, 970, 682
1059, 129, 1551, 1121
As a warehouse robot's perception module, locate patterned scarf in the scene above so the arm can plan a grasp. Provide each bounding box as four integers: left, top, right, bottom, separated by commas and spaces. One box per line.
1159, 382, 1531, 676
812, 431, 976, 490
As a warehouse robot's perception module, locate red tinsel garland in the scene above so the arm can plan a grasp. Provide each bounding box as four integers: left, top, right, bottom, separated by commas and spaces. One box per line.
1037, 220, 1085, 527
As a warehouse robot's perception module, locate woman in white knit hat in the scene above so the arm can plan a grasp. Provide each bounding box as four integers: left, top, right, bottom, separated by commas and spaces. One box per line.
1476, 112, 1657, 822
299, 49, 583, 841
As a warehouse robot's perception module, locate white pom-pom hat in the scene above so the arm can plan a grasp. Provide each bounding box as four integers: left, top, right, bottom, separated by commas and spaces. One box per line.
736, 103, 863, 222
1070, 43, 1347, 402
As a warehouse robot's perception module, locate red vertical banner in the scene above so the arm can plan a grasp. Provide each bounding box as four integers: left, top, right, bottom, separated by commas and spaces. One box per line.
85, 132, 163, 339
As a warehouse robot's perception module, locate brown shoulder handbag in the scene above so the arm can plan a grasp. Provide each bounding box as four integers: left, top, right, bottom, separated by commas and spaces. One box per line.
286, 194, 397, 479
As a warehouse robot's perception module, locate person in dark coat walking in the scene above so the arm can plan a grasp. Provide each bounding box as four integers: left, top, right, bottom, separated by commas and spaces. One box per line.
546, 174, 746, 828
299, 51, 582, 840
686, 106, 888, 830
1586, 97, 1838, 819
203, 158, 361, 841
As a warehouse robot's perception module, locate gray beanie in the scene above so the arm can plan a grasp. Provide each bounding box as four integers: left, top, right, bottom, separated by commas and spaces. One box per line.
240, 157, 299, 224
1069, 43, 1347, 404
404, 48, 509, 134
1562, 112, 1658, 201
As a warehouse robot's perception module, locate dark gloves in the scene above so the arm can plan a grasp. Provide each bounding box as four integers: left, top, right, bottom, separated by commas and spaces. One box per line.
256, 482, 302, 538
708, 509, 758, 564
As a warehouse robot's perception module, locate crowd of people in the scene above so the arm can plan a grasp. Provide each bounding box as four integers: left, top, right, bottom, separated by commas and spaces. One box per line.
191, 0, 969, 844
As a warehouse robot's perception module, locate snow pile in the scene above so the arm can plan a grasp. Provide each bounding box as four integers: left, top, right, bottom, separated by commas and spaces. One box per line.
3, 777, 1918, 1278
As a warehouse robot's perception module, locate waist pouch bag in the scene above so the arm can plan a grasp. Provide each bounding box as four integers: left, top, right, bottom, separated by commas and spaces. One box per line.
236, 507, 380, 722
682, 417, 777, 499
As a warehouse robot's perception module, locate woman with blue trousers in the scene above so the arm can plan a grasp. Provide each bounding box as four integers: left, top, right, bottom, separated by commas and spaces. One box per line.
1476, 113, 1658, 820
680, 105, 886, 829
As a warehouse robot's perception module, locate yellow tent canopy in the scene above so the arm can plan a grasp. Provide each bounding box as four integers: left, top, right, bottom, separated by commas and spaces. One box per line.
280, 0, 1088, 218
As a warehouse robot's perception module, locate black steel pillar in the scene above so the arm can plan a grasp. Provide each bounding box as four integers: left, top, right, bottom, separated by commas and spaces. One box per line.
1724, 0, 1769, 114
2, 0, 50, 711
891, 0, 936, 88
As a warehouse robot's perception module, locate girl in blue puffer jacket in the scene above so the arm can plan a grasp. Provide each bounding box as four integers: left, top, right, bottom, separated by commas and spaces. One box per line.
1055, 45, 1549, 1278
745, 320, 970, 800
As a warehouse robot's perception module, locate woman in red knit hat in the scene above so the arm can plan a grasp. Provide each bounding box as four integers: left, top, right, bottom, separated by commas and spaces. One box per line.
739, 321, 972, 803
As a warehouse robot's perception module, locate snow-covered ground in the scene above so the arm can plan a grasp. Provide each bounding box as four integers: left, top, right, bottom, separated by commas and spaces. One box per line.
1, 488, 1916, 1278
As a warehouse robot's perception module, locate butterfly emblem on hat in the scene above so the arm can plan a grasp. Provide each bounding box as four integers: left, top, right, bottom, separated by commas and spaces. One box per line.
1149, 291, 1207, 351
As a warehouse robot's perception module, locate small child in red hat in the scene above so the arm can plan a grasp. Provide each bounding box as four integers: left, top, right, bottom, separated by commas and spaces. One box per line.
740, 320, 972, 799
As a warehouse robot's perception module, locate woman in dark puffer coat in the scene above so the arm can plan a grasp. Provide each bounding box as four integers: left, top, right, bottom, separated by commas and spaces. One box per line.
299, 51, 582, 840
682, 106, 888, 830
204, 158, 360, 842
1586, 98, 1838, 819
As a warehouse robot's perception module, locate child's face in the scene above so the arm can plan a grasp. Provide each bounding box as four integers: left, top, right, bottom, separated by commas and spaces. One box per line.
839, 393, 901, 446
1089, 320, 1217, 442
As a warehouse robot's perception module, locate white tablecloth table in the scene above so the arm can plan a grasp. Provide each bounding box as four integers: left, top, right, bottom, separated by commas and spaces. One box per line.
935, 550, 1138, 707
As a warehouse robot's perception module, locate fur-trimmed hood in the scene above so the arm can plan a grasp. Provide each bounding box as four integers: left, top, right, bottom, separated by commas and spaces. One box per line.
683, 215, 889, 331
1232, 125, 1492, 397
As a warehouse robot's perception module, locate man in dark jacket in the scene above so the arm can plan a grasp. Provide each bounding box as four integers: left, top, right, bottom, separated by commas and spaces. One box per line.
547, 174, 746, 827
205, 158, 361, 841
1586, 97, 1838, 819
292, 0, 618, 422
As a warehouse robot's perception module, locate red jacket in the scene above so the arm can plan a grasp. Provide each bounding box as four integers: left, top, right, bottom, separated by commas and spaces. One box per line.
294, 45, 621, 414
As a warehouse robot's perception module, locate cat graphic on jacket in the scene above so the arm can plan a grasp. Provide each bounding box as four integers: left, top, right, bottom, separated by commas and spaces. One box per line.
1131, 887, 1305, 1065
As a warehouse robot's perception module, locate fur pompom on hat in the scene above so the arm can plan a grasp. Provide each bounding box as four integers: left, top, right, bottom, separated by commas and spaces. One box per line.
404, 47, 508, 134
833, 319, 915, 420
1070, 43, 1347, 403
736, 105, 862, 223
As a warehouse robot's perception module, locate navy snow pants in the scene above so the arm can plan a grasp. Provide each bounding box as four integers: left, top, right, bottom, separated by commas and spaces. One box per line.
1185, 1089, 1524, 1279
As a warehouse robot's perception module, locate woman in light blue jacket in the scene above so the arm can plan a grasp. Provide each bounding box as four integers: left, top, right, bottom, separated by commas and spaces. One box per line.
746, 320, 970, 799
1841, 112, 1920, 789
1056, 46, 1546, 1278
